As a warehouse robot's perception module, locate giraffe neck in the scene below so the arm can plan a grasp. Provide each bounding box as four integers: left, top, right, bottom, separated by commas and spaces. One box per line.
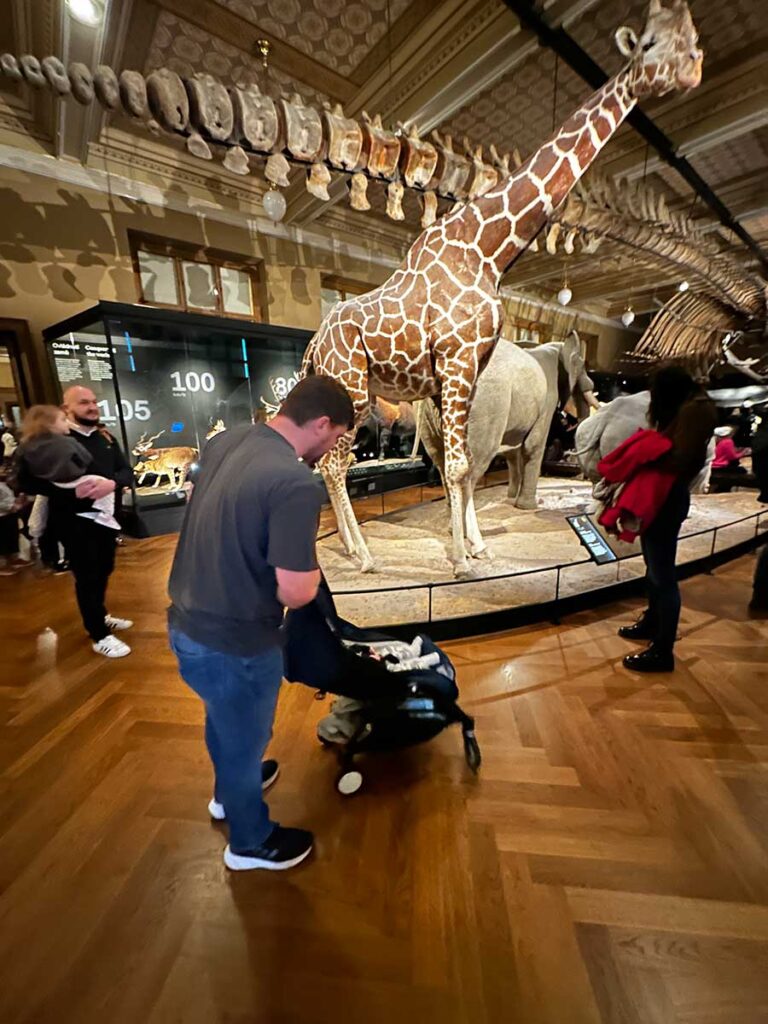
463, 69, 639, 280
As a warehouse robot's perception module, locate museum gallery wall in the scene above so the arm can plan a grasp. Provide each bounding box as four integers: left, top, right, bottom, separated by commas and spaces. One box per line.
0, 168, 397, 402
0, 169, 640, 406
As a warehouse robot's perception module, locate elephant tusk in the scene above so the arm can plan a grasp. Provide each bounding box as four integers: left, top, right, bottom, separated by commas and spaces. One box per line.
583, 390, 600, 410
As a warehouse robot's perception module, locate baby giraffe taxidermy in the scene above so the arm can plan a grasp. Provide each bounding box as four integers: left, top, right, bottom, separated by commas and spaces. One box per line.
301, 0, 703, 575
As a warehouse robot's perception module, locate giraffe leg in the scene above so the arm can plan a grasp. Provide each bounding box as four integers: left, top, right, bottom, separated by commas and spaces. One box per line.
463, 479, 489, 559
313, 330, 377, 572
440, 405, 474, 576
319, 439, 376, 572
323, 456, 355, 555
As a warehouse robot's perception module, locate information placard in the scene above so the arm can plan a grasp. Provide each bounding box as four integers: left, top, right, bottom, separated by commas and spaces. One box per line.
566, 514, 618, 564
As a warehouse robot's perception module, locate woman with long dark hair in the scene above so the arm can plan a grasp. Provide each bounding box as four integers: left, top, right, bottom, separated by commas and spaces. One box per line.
619, 366, 717, 672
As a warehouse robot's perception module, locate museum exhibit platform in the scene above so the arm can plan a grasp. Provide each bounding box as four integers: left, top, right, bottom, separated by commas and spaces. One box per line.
319, 480, 768, 639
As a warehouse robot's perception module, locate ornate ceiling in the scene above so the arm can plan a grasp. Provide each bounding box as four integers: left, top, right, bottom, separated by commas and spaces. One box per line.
0, 0, 765, 318
214, 0, 413, 77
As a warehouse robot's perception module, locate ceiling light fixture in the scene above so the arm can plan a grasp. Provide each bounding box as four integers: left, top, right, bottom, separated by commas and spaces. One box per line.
262, 182, 286, 222
253, 39, 287, 223
67, 0, 104, 27
255, 38, 271, 70
678, 280, 690, 292
620, 305, 635, 327
557, 262, 572, 306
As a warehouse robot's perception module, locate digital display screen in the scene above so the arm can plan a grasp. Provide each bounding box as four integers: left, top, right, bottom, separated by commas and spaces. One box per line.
566, 514, 618, 564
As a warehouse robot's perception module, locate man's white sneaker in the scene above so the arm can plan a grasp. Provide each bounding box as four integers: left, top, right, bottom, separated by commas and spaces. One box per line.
208, 761, 280, 821
105, 614, 133, 631
93, 635, 131, 658
208, 798, 227, 821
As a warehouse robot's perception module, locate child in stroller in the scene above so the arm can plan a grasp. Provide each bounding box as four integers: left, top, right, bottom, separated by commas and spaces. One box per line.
284, 580, 481, 794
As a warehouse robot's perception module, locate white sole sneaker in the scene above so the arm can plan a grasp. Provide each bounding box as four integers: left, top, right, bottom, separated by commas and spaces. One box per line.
208, 798, 226, 821
223, 843, 312, 872
105, 615, 133, 631
92, 636, 131, 658
208, 764, 280, 821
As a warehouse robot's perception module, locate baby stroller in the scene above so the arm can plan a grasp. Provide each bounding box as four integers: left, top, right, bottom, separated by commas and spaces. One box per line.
284, 580, 481, 794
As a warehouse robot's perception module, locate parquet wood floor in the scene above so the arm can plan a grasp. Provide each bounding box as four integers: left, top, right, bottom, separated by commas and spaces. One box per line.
1, 523, 767, 1023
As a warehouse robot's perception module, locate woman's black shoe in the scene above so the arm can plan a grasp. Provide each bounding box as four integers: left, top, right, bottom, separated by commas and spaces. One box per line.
623, 644, 674, 673
618, 618, 655, 641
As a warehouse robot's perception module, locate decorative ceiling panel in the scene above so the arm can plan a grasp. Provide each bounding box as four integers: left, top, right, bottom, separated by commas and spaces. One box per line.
741, 211, 768, 240
145, 10, 329, 107
688, 126, 768, 187
439, 48, 589, 163
216, 0, 414, 76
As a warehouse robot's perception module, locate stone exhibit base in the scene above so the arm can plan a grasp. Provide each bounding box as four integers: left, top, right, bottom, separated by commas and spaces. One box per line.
318, 479, 766, 634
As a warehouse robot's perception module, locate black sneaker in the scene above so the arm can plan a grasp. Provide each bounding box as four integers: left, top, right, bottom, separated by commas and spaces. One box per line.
224, 826, 314, 871
52, 560, 70, 574
208, 760, 279, 821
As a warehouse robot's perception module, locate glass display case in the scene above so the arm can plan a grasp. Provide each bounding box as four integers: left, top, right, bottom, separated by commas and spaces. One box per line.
44, 302, 428, 535
44, 302, 311, 532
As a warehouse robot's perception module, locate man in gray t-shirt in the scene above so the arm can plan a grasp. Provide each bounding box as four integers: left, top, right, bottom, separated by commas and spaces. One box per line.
168, 375, 354, 872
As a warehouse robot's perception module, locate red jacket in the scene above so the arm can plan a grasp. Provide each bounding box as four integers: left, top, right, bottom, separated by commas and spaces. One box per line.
712, 436, 747, 469
597, 430, 675, 542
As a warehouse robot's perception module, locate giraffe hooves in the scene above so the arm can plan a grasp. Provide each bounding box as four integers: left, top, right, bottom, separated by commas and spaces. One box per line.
470, 545, 491, 561
453, 558, 472, 578
514, 497, 538, 511
358, 555, 376, 573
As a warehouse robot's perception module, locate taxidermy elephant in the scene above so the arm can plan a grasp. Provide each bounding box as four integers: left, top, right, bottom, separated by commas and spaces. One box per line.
415, 332, 598, 555
574, 390, 714, 493
574, 391, 651, 482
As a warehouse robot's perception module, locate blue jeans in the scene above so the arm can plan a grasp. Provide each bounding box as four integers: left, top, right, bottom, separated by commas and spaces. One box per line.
640, 480, 691, 652
168, 628, 283, 852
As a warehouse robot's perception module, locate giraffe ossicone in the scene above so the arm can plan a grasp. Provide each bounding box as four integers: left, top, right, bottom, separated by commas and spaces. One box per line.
304, 0, 703, 576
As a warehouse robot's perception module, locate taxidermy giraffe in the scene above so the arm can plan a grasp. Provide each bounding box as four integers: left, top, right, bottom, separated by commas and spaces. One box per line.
303, 0, 703, 574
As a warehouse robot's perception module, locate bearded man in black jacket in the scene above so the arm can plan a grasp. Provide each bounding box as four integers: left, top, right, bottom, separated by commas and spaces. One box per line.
18, 385, 134, 658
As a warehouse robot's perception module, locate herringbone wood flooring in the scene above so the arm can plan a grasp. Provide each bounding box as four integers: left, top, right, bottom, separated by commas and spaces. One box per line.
1, 527, 767, 1023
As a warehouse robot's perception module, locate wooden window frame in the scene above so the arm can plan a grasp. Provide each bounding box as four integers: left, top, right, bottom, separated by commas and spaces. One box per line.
129, 231, 266, 321
321, 274, 371, 302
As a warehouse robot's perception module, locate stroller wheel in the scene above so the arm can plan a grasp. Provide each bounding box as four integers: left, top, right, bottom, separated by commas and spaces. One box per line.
463, 731, 482, 774
336, 770, 363, 796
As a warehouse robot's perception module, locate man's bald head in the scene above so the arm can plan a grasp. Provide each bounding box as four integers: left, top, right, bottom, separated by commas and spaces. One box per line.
63, 385, 100, 427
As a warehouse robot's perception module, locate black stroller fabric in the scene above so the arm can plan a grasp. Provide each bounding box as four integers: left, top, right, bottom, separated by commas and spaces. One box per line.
283, 581, 458, 702
283, 580, 480, 772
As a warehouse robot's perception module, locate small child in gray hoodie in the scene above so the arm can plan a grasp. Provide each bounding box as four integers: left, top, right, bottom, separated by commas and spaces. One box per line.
19, 405, 120, 534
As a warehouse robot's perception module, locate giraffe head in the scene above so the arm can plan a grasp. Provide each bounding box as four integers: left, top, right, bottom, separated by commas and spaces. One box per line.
615, 0, 703, 98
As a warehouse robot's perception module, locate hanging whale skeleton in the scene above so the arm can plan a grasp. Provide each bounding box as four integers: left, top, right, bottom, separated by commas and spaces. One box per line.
0, 51, 522, 227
